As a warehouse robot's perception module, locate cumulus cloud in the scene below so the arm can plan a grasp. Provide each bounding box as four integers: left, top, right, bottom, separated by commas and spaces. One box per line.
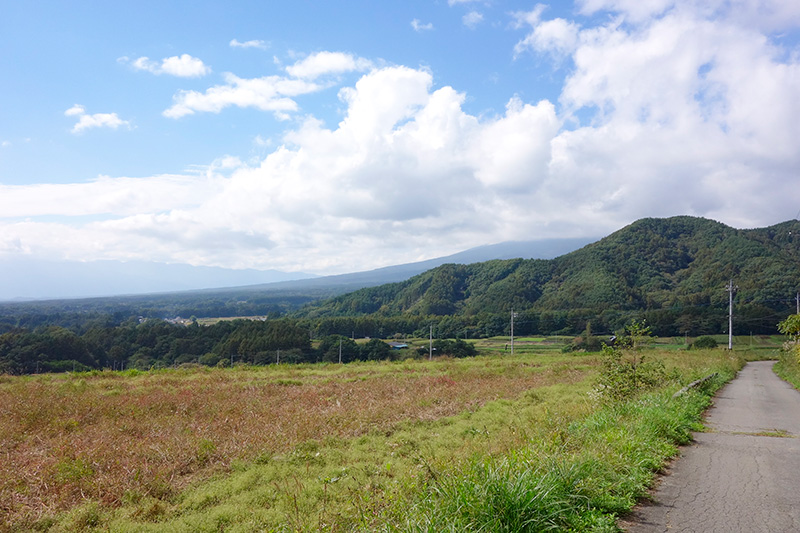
284, 51, 372, 79
65, 105, 131, 134
163, 73, 321, 119
544, 1, 800, 228
230, 38, 268, 49
15, 66, 564, 270
126, 54, 211, 77
411, 18, 434, 32
463, 11, 484, 29
8, 6, 800, 273
514, 14, 580, 59
164, 52, 370, 120
0, 174, 220, 218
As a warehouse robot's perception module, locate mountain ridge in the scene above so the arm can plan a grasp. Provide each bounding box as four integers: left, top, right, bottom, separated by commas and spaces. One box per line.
297, 216, 800, 335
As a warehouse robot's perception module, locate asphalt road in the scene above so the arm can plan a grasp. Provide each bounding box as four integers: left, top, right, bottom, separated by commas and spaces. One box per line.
621, 360, 800, 532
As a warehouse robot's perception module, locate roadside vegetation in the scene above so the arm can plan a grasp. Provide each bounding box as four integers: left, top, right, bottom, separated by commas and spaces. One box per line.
774, 314, 800, 388
1, 334, 754, 532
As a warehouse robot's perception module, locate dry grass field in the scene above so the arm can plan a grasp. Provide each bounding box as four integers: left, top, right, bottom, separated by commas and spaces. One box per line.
0, 351, 594, 530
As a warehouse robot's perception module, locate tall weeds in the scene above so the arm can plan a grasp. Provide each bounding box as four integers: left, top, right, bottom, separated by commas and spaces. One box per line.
388, 356, 739, 532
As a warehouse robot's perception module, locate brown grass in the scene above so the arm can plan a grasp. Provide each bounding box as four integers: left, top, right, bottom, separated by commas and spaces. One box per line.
0, 356, 593, 529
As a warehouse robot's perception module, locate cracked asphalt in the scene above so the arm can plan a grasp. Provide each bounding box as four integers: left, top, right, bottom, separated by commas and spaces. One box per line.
621, 360, 800, 532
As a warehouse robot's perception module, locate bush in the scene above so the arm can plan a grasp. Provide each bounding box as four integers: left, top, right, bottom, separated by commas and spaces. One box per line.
594, 345, 667, 403
691, 336, 718, 349
562, 335, 605, 353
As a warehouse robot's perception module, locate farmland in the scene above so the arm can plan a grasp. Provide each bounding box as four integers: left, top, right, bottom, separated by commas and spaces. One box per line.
0, 337, 761, 531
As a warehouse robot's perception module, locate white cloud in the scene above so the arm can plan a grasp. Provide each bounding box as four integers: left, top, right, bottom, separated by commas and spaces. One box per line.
0, 174, 220, 218
7, 7, 800, 274
13, 66, 565, 270
577, 0, 800, 30
164, 52, 370, 119
514, 16, 581, 58
544, 1, 800, 228
127, 54, 210, 77
65, 105, 131, 134
463, 11, 484, 29
512, 4, 548, 29
64, 104, 85, 116
2, 141, 11, 148
577, 0, 674, 22
163, 73, 321, 119
448, 0, 480, 5
285, 51, 372, 79
411, 18, 434, 32
230, 39, 268, 50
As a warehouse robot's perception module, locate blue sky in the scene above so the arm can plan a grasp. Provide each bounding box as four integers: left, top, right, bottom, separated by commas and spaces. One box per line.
2, 0, 799, 276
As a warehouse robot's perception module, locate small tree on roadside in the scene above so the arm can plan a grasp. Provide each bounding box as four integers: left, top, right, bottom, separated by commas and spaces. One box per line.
778, 315, 800, 343
594, 319, 665, 403
778, 314, 800, 362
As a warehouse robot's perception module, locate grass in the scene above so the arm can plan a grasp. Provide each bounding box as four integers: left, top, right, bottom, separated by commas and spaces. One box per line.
774, 341, 800, 389
0, 350, 590, 530
0, 342, 752, 531
382, 351, 744, 532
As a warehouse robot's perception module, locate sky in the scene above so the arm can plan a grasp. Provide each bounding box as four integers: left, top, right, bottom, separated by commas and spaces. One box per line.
1, 0, 799, 277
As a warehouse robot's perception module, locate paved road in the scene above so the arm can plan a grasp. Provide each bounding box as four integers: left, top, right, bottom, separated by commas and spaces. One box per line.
622, 360, 800, 532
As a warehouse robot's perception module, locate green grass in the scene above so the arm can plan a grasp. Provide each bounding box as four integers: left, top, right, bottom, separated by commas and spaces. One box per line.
384, 360, 741, 532
774, 342, 800, 389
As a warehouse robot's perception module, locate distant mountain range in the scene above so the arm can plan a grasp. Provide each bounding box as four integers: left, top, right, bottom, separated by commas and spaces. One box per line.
0, 237, 595, 302
0, 258, 317, 302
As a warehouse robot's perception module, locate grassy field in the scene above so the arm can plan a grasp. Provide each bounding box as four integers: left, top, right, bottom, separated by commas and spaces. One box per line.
0, 338, 762, 531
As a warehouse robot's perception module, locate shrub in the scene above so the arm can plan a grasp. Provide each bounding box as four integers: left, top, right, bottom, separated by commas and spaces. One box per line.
691, 336, 718, 349
594, 344, 667, 403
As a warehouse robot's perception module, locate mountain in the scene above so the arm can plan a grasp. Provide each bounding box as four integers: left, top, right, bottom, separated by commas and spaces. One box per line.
0, 237, 595, 319
0, 258, 318, 301
0, 238, 593, 302
246, 237, 596, 292
298, 217, 800, 335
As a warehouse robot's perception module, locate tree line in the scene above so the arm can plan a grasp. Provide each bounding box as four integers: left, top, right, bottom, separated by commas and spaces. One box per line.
0, 316, 479, 374
0, 301, 764, 375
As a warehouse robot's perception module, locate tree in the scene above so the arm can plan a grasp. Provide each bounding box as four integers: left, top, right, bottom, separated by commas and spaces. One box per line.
778, 314, 800, 363
359, 338, 391, 361
318, 335, 358, 363
778, 314, 800, 343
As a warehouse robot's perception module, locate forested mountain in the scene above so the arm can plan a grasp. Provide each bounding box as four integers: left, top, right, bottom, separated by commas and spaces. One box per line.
298, 217, 800, 335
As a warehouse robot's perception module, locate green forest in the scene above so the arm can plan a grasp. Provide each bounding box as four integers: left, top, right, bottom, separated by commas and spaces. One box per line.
1, 216, 798, 374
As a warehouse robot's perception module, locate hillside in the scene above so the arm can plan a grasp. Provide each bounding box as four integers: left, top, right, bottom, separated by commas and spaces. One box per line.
298, 216, 800, 334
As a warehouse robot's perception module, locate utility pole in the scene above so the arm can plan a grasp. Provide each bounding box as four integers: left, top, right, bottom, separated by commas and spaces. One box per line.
338, 338, 343, 364
510, 309, 517, 356
429, 325, 433, 360
796, 291, 799, 315
726, 280, 738, 350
